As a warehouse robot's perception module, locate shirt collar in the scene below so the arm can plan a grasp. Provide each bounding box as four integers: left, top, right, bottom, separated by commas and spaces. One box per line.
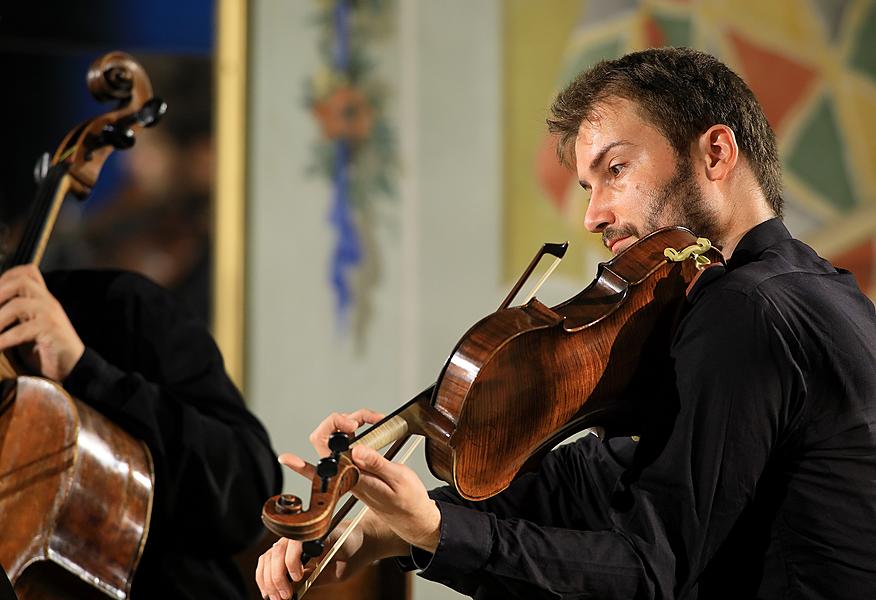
726, 217, 791, 271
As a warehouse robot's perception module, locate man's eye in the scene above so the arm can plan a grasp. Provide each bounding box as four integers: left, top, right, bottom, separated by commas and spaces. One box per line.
610, 163, 624, 176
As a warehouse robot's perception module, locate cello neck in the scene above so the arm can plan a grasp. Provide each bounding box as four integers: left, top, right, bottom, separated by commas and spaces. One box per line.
4, 163, 72, 273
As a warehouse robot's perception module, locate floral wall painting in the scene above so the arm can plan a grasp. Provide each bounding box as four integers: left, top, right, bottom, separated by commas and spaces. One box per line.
307, 0, 395, 343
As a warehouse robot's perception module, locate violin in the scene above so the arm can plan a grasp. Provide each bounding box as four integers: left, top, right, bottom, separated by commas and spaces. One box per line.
262, 227, 723, 596
0, 52, 165, 599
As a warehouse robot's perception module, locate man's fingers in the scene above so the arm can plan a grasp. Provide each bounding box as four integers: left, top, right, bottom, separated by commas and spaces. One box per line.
309, 409, 384, 455
283, 537, 305, 582
278, 453, 317, 479
350, 445, 405, 490
0, 319, 38, 353
345, 408, 385, 426
269, 539, 294, 598
0, 297, 38, 331
0, 266, 47, 306
255, 551, 268, 598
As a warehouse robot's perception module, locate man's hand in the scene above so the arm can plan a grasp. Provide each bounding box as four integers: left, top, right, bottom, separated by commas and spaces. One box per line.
305, 409, 442, 551
349, 445, 442, 552
255, 452, 410, 600
255, 408, 444, 599
0, 264, 85, 381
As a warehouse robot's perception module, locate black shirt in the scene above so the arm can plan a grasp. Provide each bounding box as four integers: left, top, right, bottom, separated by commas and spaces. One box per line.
413, 219, 876, 599
46, 269, 282, 599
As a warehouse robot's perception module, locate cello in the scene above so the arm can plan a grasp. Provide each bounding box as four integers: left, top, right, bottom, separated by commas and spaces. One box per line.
0, 52, 165, 599
262, 227, 723, 597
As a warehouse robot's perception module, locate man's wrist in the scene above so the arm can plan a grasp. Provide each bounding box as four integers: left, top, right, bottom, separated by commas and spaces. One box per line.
411, 500, 441, 553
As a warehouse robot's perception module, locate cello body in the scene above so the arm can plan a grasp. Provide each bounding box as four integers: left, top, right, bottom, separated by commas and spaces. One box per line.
0, 373, 153, 599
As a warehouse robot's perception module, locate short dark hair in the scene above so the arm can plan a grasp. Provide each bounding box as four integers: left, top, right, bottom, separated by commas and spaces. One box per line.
547, 47, 783, 216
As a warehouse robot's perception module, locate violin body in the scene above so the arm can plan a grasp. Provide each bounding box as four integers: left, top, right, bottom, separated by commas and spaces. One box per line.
0, 376, 153, 599
427, 227, 713, 499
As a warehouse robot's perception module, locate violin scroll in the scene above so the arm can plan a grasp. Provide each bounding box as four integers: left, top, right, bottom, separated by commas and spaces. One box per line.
262, 452, 361, 540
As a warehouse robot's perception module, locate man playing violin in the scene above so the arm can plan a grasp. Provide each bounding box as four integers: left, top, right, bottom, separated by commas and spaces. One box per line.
256, 47, 876, 599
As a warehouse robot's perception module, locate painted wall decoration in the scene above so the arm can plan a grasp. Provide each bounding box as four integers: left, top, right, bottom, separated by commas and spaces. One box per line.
307, 0, 395, 335
504, 0, 876, 299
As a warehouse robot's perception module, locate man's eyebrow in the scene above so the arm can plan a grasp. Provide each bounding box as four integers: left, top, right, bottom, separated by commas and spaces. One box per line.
578, 140, 633, 189
589, 140, 632, 170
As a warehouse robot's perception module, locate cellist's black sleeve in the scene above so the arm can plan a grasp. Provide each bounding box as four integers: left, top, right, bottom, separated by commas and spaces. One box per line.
47, 269, 282, 557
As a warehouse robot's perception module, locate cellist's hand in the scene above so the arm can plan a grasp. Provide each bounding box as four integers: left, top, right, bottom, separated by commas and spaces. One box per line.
306, 409, 442, 553
0, 265, 84, 381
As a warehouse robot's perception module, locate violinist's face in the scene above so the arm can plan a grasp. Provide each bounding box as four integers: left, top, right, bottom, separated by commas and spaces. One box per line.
574, 97, 717, 255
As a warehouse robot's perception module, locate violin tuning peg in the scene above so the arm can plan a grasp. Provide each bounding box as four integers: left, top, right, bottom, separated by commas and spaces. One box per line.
274, 494, 303, 515
316, 456, 339, 479
301, 540, 325, 564
328, 431, 351, 455
316, 456, 339, 493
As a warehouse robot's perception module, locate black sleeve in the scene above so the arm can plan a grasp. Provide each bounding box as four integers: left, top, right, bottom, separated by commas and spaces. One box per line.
406, 288, 803, 599
51, 270, 283, 556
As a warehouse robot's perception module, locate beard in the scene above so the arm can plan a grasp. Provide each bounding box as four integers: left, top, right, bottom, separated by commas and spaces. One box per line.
645, 153, 719, 242
602, 154, 720, 249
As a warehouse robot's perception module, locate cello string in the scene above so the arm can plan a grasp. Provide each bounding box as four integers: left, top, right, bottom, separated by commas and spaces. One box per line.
297, 436, 424, 599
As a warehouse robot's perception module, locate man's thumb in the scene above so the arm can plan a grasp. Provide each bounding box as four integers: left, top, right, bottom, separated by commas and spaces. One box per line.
352, 445, 387, 473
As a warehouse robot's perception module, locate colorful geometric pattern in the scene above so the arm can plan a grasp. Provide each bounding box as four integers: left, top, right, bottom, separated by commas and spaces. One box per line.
505, 0, 876, 299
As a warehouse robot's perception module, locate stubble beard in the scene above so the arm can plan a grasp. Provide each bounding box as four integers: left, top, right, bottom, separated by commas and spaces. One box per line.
644, 154, 720, 244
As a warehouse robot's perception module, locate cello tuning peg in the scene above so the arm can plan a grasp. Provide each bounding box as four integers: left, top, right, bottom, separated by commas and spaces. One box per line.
328, 431, 351, 455
97, 123, 135, 150
33, 152, 50, 184
136, 97, 167, 128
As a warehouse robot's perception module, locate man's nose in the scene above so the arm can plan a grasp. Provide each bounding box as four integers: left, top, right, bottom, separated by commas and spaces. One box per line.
583, 189, 613, 233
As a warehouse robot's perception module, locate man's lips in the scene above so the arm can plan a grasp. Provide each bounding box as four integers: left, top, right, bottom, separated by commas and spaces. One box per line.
607, 235, 630, 254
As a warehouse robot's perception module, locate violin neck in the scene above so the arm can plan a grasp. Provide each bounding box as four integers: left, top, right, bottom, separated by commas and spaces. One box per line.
351, 383, 454, 451
352, 413, 411, 451
4, 164, 72, 273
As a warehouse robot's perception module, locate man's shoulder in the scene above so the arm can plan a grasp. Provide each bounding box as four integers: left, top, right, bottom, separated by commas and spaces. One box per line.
696, 237, 839, 307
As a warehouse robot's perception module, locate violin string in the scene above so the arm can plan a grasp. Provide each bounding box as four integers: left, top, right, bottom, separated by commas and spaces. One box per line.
521, 255, 563, 305
297, 436, 424, 599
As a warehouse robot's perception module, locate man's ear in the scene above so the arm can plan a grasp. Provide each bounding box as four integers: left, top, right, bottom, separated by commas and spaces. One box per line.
697, 124, 738, 182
